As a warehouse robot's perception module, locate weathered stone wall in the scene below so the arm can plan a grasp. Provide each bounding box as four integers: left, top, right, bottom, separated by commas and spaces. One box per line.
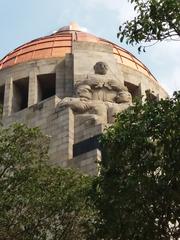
121, 65, 168, 99
73, 41, 124, 85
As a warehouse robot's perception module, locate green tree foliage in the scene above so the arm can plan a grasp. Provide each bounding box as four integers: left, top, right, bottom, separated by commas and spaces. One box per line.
0, 124, 94, 240
93, 92, 180, 240
118, 0, 180, 51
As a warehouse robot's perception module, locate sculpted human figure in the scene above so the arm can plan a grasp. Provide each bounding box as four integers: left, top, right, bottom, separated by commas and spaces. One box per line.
58, 84, 92, 113
57, 61, 132, 124
94, 61, 108, 75
106, 89, 132, 122
84, 61, 125, 102
57, 83, 108, 123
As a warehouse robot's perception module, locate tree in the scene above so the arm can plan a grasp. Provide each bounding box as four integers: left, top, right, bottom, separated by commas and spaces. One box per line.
0, 124, 94, 240
118, 0, 180, 52
92, 92, 180, 240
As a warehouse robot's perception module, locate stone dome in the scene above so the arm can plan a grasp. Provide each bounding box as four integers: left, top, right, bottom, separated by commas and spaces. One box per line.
0, 22, 155, 82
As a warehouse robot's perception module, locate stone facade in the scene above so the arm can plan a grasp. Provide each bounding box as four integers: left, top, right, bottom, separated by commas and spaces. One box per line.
0, 27, 168, 175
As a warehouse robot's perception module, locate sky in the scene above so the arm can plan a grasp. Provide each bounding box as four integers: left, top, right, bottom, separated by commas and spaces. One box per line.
0, 0, 179, 95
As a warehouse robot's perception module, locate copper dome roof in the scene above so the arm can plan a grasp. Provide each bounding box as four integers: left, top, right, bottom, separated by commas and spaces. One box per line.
0, 23, 156, 81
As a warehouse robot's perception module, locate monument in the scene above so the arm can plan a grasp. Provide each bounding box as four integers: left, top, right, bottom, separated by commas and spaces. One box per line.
0, 23, 168, 174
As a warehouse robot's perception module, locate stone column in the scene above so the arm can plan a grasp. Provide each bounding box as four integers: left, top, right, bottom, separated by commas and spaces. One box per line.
64, 54, 73, 97
3, 77, 13, 117
56, 61, 65, 98
49, 107, 74, 166
28, 69, 38, 107
139, 82, 147, 101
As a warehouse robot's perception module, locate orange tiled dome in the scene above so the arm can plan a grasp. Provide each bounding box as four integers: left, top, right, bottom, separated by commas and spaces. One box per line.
0, 23, 156, 81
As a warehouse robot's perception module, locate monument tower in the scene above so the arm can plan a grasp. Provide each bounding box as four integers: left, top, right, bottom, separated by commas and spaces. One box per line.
0, 23, 168, 174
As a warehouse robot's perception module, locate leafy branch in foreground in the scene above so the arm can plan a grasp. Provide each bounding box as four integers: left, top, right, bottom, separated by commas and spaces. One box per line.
118, 0, 180, 52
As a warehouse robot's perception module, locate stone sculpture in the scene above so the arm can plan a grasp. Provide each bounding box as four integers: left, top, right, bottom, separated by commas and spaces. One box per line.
57, 62, 132, 123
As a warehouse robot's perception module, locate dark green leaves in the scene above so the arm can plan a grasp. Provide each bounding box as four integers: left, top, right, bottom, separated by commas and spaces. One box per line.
118, 0, 180, 51
0, 124, 94, 240
93, 92, 180, 240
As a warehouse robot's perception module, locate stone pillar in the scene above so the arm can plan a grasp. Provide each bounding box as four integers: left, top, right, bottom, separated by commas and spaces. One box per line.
55, 54, 73, 99
49, 107, 74, 166
3, 77, 13, 117
139, 82, 147, 101
64, 54, 73, 97
56, 61, 65, 98
28, 69, 38, 107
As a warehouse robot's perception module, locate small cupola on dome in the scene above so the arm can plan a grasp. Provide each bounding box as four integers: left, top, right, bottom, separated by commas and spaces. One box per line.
58, 22, 82, 32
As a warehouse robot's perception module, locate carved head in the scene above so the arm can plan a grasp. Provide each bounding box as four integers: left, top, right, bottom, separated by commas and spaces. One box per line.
115, 90, 132, 103
94, 62, 108, 75
75, 84, 92, 100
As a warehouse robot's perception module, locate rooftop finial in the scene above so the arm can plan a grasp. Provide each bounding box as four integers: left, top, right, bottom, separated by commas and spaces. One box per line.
58, 22, 81, 32
69, 22, 81, 30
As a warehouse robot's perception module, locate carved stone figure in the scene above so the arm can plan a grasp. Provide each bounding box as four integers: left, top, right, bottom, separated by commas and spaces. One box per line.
94, 61, 108, 75
106, 90, 132, 122
84, 61, 126, 103
57, 62, 132, 124
59, 84, 92, 113
115, 89, 132, 104
57, 82, 108, 123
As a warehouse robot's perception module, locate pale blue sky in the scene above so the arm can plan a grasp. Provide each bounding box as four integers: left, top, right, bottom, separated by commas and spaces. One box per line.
0, 0, 179, 94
